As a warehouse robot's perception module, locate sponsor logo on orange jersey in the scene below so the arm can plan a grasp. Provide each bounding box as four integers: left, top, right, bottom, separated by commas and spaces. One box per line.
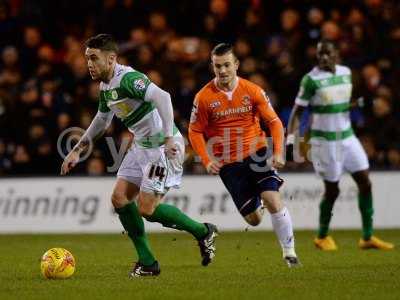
212, 105, 253, 120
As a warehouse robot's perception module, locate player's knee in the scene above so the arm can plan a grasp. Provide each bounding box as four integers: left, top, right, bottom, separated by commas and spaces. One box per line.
247, 218, 262, 226
333, 187, 340, 199
137, 198, 156, 217
325, 186, 340, 201
244, 213, 262, 226
138, 203, 155, 218
261, 191, 282, 214
245, 217, 262, 226
111, 191, 128, 208
358, 179, 372, 195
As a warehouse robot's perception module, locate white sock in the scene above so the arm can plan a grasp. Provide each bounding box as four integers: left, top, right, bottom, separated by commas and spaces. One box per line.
270, 207, 296, 257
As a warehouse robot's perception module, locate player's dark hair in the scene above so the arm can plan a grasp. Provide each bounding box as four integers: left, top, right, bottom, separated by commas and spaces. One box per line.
85, 34, 118, 53
211, 43, 236, 57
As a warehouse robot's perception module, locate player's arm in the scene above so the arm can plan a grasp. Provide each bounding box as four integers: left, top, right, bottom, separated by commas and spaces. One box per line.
254, 90, 285, 169
287, 105, 306, 138
120, 71, 177, 158
188, 97, 221, 174
144, 83, 177, 158
287, 74, 314, 136
286, 74, 314, 161
61, 109, 114, 175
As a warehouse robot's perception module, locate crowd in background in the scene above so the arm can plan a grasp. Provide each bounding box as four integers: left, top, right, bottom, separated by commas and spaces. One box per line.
1, 0, 400, 176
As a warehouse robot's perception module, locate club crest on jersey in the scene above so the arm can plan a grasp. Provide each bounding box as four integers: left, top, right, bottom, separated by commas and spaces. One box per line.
209, 100, 221, 109
242, 95, 251, 106
111, 90, 118, 100
134, 79, 146, 90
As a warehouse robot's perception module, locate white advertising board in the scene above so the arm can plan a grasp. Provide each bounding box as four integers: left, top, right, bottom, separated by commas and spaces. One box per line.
0, 172, 398, 233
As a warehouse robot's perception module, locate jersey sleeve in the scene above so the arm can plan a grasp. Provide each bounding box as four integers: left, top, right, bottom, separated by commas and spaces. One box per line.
188, 94, 212, 166
98, 92, 111, 113
295, 74, 315, 107
120, 71, 151, 100
253, 87, 284, 155
188, 94, 209, 133
253, 88, 279, 123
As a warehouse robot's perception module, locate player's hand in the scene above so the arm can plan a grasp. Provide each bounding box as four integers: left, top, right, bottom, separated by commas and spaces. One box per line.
60, 150, 80, 175
206, 160, 222, 175
272, 153, 285, 169
164, 137, 178, 159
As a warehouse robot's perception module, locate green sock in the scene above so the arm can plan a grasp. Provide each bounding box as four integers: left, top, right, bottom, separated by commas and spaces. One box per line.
318, 198, 335, 238
358, 193, 374, 240
146, 203, 208, 240
115, 202, 156, 266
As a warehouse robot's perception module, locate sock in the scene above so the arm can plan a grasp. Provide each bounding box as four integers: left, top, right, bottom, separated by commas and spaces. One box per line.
270, 207, 296, 257
358, 192, 374, 240
146, 203, 208, 240
115, 202, 156, 266
318, 198, 334, 238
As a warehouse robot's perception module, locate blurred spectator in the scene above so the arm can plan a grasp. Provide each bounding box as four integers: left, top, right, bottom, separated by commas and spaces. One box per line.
305, 7, 324, 44
363, 96, 400, 166
20, 26, 42, 77
280, 9, 302, 52
0, 46, 21, 88
234, 38, 251, 60
147, 70, 163, 87
0, 139, 11, 174
136, 45, 155, 71
321, 21, 341, 41
148, 11, 175, 52
86, 157, 106, 176
240, 8, 267, 55
203, 0, 234, 42
387, 148, 400, 169
12, 145, 31, 174
0, 1, 18, 48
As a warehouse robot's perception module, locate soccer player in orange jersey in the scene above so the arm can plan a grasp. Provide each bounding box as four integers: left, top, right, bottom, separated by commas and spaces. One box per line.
189, 43, 300, 267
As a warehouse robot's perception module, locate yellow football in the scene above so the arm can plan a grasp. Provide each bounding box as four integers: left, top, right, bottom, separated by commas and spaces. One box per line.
40, 248, 75, 279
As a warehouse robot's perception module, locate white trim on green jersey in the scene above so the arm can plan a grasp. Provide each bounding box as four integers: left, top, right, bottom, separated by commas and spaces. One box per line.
295, 64, 353, 141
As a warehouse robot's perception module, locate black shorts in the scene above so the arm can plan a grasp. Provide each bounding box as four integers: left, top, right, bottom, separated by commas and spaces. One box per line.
219, 147, 284, 217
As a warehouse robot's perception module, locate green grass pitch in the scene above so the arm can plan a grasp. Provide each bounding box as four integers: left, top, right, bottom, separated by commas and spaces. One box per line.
1, 230, 399, 300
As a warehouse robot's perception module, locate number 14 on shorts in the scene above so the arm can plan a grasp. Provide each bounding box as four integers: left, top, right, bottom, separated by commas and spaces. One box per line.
148, 164, 166, 181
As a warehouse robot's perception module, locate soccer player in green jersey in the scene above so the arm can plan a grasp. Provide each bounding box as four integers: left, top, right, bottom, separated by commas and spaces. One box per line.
61, 34, 217, 276
287, 40, 394, 251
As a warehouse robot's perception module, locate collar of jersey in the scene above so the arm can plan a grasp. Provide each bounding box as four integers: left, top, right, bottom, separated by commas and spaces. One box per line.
101, 63, 123, 86
213, 76, 239, 101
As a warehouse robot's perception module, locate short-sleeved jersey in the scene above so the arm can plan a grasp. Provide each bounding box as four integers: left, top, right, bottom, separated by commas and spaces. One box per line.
189, 77, 279, 164
295, 65, 354, 141
98, 63, 177, 147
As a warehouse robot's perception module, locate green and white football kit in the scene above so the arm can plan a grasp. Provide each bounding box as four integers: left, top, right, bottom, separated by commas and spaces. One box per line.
84, 63, 184, 193
295, 64, 369, 182
78, 63, 217, 273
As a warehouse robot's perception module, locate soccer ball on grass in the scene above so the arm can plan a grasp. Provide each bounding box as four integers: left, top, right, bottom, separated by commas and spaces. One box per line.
40, 248, 75, 279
